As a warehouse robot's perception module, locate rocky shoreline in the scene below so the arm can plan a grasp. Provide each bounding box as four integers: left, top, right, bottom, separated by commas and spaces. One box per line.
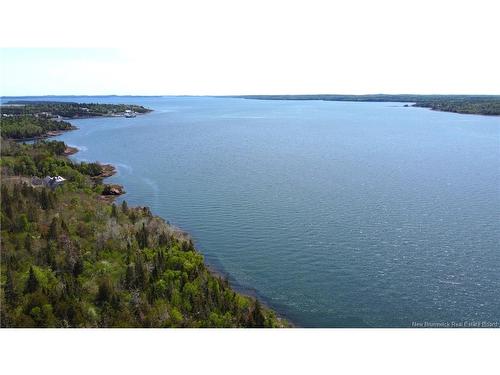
60, 144, 125, 199
97, 163, 117, 179
63, 146, 79, 156
102, 183, 125, 196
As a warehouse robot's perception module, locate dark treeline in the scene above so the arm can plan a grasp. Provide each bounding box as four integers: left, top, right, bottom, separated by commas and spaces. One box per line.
233, 94, 500, 115
0, 116, 75, 139
2, 101, 152, 118
0, 139, 103, 181
1, 102, 152, 140
0, 139, 286, 327
413, 99, 500, 116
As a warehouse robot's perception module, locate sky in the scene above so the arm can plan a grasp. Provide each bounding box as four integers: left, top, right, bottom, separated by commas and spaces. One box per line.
1, 0, 499, 96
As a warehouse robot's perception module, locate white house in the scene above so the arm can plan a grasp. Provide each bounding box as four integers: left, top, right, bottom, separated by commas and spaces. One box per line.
42, 175, 66, 188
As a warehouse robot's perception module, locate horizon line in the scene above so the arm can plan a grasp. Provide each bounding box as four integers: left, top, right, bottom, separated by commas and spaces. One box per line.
2, 93, 500, 98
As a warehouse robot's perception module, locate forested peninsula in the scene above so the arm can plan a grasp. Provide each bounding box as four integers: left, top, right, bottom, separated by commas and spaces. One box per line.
234, 94, 500, 116
0, 101, 151, 139
0, 111, 287, 328
2, 100, 151, 118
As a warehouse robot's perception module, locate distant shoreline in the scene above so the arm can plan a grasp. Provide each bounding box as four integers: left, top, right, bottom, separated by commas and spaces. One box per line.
1, 100, 153, 141
228, 94, 500, 116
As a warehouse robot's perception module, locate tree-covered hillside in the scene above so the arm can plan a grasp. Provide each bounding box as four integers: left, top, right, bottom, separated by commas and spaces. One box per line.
0, 139, 287, 327
413, 98, 500, 115
0, 116, 75, 139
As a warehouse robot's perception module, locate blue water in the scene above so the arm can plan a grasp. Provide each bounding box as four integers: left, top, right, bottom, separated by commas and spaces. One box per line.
14, 95, 500, 327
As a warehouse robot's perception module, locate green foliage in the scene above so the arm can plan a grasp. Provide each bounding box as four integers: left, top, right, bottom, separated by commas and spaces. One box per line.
413, 99, 500, 115
0, 116, 74, 139
1, 101, 152, 118
1, 101, 152, 141
25, 267, 39, 294
1, 139, 287, 328
0, 138, 102, 194
236, 94, 500, 116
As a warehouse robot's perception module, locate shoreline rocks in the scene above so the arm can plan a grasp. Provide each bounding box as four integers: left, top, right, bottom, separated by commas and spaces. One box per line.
63, 146, 79, 156
102, 184, 125, 196
97, 163, 117, 179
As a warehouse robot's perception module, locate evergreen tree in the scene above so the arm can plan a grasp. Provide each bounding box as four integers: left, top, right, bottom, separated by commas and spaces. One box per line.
1, 185, 10, 208
43, 241, 57, 268
1, 184, 9, 197
15, 214, 29, 233
124, 264, 135, 290
96, 278, 113, 305
126, 242, 133, 264
136, 223, 149, 249
47, 191, 56, 209
73, 258, 84, 277
111, 203, 118, 218
25, 267, 39, 294
5, 269, 17, 303
21, 182, 30, 196
158, 231, 170, 247
24, 235, 32, 253
27, 204, 39, 222
12, 184, 21, 202
134, 257, 146, 289
61, 219, 69, 233
251, 299, 266, 328
48, 217, 58, 240
40, 189, 49, 209
1, 186, 13, 226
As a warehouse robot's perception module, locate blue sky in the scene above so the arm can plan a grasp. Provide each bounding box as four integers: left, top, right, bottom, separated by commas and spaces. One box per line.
1, 49, 134, 96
